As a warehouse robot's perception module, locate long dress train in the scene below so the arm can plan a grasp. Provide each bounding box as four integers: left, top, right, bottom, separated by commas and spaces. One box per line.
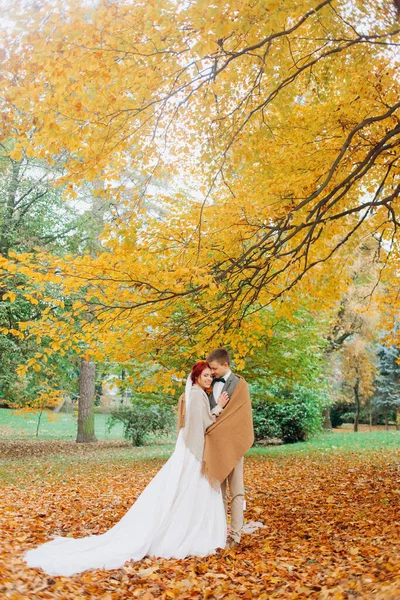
24, 397, 226, 576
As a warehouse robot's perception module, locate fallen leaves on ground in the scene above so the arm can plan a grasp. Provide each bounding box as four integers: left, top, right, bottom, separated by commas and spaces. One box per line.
0, 445, 399, 599
0, 439, 130, 459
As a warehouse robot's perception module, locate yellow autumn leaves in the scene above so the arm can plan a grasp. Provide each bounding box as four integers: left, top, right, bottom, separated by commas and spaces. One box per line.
0, 0, 399, 389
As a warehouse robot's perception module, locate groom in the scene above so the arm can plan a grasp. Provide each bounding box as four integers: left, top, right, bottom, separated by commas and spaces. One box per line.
205, 348, 254, 550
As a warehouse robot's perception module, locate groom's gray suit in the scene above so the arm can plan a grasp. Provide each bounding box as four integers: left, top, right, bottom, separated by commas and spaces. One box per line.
209, 372, 240, 410
208, 372, 245, 543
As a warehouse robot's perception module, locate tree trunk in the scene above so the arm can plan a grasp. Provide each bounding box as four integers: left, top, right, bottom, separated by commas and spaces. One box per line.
75, 180, 104, 442
384, 405, 388, 431
36, 410, 43, 438
0, 160, 20, 257
396, 407, 400, 431
76, 359, 97, 443
322, 408, 332, 430
353, 377, 360, 433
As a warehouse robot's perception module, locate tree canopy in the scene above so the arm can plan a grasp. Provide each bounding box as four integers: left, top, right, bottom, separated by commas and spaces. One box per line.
0, 0, 399, 390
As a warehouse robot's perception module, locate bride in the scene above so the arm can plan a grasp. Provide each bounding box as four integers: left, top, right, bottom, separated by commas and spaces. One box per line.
24, 361, 230, 576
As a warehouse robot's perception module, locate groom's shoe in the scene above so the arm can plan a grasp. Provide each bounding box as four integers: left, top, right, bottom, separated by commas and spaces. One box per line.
225, 536, 239, 550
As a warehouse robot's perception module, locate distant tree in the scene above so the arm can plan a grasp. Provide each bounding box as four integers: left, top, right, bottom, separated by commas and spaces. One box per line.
325, 241, 383, 429
373, 344, 400, 430
342, 338, 376, 432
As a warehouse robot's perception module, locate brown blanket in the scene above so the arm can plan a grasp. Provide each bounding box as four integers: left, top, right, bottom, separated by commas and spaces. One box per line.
202, 376, 254, 486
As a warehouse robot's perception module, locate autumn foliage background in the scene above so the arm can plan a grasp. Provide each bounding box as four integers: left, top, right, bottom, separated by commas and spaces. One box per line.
0, 0, 399, 385
0, 0, 400, 598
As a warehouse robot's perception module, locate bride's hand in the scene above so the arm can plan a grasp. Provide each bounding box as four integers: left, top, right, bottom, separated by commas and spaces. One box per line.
218, 391, 229, 408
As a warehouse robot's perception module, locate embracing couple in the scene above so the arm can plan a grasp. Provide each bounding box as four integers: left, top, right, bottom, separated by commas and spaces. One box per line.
25, 348, 254, 577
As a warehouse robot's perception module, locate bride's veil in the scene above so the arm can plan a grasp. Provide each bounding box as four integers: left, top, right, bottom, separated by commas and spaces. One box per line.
184, 374, 193, 428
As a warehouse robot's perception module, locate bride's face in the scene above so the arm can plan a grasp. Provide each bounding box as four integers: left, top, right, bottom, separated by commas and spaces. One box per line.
196, 367, 213, 390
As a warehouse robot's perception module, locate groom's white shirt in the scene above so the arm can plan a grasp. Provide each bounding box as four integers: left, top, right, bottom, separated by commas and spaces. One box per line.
213, 369, 232, 403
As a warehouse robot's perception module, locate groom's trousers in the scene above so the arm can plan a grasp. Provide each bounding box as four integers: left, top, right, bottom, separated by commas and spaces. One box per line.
220, 457, 244, 543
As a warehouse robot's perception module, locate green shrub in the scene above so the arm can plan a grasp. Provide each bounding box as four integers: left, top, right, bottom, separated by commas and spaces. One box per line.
252, 385, 324, 444
330, 402, 353, 428
340, 411, 356, 424
252, 401, 282, 440
107, 403, 176, 446
330, 402, 396, 427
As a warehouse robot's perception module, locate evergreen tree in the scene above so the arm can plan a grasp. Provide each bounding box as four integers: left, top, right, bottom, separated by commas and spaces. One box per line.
373, 344, 400, 430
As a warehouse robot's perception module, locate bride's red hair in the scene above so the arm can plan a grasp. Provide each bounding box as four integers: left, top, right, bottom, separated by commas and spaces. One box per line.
190, 361, 210, 384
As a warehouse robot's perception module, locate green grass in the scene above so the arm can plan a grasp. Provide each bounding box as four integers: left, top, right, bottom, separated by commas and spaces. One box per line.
0, 407, 125, 440
1, 407, 399, 451
249, 430, 400, 458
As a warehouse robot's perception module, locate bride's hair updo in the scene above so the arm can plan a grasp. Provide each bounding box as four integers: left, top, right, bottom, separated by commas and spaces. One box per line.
190, 361, 210, 384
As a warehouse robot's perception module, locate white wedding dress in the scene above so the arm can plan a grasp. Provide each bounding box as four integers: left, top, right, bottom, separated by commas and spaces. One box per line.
24, 379, 227, 576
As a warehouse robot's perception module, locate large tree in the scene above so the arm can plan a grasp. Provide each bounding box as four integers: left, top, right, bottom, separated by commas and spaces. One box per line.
0, 147, 94, 406
0, 144, 112, 432
0, 0, 399, 388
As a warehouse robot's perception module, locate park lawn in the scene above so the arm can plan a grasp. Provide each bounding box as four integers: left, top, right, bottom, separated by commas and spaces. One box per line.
0, 407, 125, 440
1, 405, 398, 449
0, 431, 399, 599
249, 429, 400, 457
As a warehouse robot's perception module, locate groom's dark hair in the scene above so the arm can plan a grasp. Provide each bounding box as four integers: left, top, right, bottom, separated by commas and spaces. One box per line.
207, 348, 230, 365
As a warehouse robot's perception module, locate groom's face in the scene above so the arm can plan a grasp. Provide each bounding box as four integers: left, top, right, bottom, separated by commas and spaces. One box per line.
209, 360, 230, 379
